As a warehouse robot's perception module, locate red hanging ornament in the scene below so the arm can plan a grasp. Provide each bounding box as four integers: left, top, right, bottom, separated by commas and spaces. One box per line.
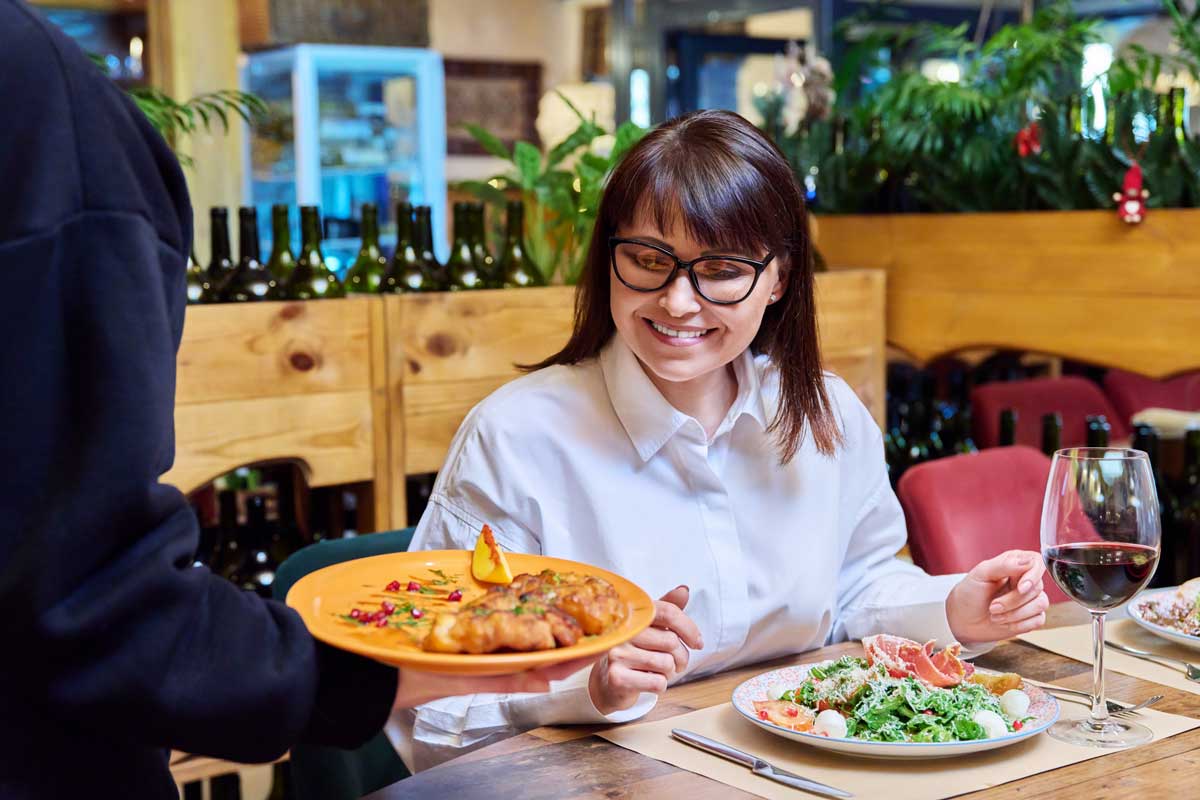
1112, 162, 1149, 225
1014, 122, 1041, 157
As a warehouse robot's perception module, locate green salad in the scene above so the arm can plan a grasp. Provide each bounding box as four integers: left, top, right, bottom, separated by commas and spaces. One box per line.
777, 656, 1027, 743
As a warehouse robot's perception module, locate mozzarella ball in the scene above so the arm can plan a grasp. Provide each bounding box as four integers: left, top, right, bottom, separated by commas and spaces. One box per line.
767, 682, 790, 701
999, 689, 1030, 720
973, 709, 1008, 739
812, 709, 848, 738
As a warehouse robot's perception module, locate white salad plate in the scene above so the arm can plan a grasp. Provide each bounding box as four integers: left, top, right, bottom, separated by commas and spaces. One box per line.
1129, 588, 1200, 652
731, 661, 1059, 759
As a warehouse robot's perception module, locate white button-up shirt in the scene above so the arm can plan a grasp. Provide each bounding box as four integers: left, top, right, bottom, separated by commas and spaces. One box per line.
387, 336, 966, 771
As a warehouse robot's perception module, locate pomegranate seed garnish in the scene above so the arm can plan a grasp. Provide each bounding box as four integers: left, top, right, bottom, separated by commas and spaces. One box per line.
758, 710, 769, 720
375, 617, 388, 628
381, 601, 396, 614
923, 710, 934, 715
407, 581, 421, 592
411, 608, 424, 619
1013, 720, 1023, 731
784, 707, 798, 717
447, 590, 463, 602
385, 581, 401, 592
350, 609, 361, 619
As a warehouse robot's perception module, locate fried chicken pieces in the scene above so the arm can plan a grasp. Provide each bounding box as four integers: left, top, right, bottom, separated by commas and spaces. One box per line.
423, 569, 626, 654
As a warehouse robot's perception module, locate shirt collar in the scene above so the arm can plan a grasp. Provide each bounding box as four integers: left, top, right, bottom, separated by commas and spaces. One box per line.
599, 336, 769, 463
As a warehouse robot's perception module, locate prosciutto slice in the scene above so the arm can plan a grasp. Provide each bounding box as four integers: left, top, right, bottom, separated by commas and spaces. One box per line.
862, 634, 967, 688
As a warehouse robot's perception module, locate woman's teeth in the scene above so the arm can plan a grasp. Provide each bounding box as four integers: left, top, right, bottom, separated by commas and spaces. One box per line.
650, 320, 708, 339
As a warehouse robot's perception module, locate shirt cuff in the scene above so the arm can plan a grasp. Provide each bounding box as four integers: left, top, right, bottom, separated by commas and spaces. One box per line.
510, 664, 659, 727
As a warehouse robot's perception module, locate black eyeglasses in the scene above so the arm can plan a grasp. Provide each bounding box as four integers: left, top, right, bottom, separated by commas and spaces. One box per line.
608, 237, 774, 305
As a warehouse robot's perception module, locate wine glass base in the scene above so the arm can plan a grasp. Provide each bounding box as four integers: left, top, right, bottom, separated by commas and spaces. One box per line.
1046, 715, 1154, 748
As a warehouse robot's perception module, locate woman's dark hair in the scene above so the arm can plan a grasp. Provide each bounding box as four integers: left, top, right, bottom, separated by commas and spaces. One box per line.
525, 108, 841, 462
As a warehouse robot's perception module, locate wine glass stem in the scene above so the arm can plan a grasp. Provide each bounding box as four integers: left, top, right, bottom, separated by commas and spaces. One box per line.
1090, 610, 1109, 727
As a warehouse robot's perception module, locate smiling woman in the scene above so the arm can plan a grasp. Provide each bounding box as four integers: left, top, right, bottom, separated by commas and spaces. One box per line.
390, 109, 1050, 773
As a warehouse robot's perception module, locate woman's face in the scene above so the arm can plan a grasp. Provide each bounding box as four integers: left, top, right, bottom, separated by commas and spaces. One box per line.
609, 214, 785, 387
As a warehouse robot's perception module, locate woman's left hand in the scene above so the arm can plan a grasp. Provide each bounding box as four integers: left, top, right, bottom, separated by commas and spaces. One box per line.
945, 550, 1050, 644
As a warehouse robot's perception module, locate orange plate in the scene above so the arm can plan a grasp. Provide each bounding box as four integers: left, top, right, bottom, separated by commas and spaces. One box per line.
286, 550, 656, 675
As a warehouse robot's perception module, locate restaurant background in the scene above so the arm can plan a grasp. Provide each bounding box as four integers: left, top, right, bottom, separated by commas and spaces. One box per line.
30, 0, 1200, 797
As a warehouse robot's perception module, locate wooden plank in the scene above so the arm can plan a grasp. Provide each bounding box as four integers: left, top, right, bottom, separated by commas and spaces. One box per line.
165, 390, 375, 494
816, 269, 887, 427
818, 209, 1200, 378
397, 287, 576, 386
395, 287, 576, 476
176, 299, 373, 404
367, 296, 393, 532
384, 296, 410, 528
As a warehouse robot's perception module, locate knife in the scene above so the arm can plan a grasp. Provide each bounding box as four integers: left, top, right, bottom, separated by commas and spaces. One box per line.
671, 728, 854, 798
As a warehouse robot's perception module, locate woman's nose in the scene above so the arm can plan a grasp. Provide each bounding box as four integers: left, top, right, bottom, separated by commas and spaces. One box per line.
659, 272, 702, 317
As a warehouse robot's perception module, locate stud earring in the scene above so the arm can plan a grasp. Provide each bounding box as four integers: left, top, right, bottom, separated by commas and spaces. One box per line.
769, 293, 777, 303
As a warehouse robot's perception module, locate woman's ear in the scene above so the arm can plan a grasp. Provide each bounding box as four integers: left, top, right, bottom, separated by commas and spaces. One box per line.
769, 263, 788, 303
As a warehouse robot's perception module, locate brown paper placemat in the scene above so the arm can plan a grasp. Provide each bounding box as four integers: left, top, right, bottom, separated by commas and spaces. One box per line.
1020, 619, 1200, 696
599, 703, 1197, 800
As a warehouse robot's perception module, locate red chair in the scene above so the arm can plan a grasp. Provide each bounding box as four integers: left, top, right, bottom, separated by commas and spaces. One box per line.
897, 446, 1070, 604
1103, 368, 1200, 426
971, 376, 1128, 450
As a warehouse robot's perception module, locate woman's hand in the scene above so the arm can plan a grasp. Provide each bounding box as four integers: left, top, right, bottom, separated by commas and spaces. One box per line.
588, 585, 704, 715
946, 550, 1050, 645
393, 656, 599, 711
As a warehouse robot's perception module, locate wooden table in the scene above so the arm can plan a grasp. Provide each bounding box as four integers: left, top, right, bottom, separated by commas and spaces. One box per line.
368, 604, 1200, 799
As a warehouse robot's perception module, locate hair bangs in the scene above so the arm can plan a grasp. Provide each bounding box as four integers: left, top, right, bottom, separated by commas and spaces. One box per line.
606, 135, 790, 259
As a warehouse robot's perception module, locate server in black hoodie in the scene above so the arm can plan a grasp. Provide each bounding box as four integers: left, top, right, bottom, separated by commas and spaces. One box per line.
0, 2, 589, 797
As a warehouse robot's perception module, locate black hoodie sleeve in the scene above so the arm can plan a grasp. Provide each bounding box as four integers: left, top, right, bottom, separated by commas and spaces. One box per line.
0, 0, 395, 762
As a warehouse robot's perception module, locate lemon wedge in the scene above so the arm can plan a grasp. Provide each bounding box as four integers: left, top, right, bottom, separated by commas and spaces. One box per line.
471, 524, 513, 584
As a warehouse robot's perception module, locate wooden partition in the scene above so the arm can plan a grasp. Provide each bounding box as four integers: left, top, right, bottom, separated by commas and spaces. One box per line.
816, 209, 1200, 378
164, 297, 392, 531
167, 270, 887, 529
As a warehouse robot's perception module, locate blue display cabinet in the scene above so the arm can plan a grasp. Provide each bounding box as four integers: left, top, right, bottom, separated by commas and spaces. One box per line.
241, 45, 447, 271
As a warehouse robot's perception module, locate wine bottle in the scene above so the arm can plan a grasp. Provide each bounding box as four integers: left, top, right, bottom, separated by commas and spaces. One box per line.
215, 484, 240, 580
229, 494, 279, 598
1177, 427, 1200, 581
220, 208, 275, 302
903, 398, 932, 468
999, 408, 1018, 447
499, 200, 545, 288
199, 207, 235, 303
1085, 414, 1111, 448
954, 407, 978, 454
413, 206, 444, 289
266, 204, 297, 287
282, 206, 346, 300
468, 203, 499, 288
446, 203, 485, 290
185, 248, 205, 304
1134, 424, 1182, 587
344, 202, 388, 294
382, 202, 429, 293
1041, 412, 1062, 455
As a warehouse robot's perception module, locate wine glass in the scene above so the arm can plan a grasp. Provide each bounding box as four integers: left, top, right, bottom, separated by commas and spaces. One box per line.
1041, 447, 1161, 747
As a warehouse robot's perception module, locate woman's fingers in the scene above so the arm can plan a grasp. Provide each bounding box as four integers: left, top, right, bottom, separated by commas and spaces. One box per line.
991, 588, 1049, 625
653, 598, 704, 650
605, 662, 669, 696
990, 577, 1044, 613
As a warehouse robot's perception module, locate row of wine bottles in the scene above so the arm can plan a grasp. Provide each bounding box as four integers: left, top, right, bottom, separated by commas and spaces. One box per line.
188, 466, 360, 596
994, 409, 1114, 452
186, 199, 545, 304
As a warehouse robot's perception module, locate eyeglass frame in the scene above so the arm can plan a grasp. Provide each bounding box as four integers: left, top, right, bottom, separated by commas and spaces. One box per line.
607, 236, 775, 305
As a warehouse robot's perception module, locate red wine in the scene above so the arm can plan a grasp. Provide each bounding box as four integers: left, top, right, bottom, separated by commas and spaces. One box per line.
1044, 543, 1158, 610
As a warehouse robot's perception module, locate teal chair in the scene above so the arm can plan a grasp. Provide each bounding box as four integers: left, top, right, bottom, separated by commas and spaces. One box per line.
273, 528, 416, 800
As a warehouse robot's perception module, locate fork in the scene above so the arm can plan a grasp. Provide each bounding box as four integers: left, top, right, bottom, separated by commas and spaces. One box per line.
1022, 678, 1162, 716
1105, 640, 1200, 682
